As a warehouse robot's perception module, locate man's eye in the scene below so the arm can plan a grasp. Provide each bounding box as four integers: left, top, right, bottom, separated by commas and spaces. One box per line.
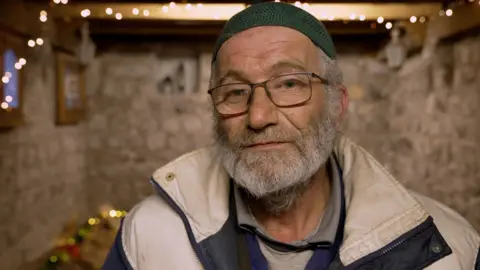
283, 80, 298, 88
229, 89, 248, 96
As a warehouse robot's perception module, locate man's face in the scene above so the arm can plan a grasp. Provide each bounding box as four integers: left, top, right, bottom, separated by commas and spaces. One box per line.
212, 26, 340, 198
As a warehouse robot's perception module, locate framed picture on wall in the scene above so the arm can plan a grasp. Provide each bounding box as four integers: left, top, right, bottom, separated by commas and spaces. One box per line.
55, 51, 86, 125
0, 33, 25, 128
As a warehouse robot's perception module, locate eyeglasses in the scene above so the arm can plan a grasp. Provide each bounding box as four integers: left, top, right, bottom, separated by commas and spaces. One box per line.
208, 72, 329, 116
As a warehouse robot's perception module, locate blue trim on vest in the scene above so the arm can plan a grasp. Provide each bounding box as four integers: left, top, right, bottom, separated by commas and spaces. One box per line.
246, 233, 269, 270
102, 219, 134, 270
245, 154, 346, 270
150, 178, 214, 269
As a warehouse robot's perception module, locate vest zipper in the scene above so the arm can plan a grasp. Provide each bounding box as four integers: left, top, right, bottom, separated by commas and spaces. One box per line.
377, 218, 433, 258
345, 217, 435, 269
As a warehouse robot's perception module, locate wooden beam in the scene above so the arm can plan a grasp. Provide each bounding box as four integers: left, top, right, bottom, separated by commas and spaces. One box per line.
22, 0, 448, 3
86, 19, 388, 37
91, 32, 389, 55
42, 2, 442, 21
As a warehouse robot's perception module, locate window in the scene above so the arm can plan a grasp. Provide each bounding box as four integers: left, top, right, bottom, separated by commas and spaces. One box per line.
2, 48, 20, 108
0, 34, 24, 129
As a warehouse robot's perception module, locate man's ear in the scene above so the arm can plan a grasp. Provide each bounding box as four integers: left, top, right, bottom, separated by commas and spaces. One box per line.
336, 84, 349, 128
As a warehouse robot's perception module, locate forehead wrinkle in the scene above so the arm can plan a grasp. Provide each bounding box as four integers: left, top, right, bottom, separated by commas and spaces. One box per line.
220, 45, 309, 80
256, 39, 317, 73
215, 28, 319, 83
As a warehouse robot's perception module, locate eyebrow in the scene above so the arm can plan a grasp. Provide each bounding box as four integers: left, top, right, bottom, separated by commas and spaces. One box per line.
217, 70, 248, 86
270, 61, 308, 73
216, 60, 308, 85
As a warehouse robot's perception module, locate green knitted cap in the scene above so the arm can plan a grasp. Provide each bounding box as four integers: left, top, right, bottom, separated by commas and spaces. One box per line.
212, 2, 336, 62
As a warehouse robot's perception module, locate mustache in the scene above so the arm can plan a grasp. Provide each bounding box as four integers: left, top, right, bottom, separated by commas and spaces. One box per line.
216, 127, 299, 149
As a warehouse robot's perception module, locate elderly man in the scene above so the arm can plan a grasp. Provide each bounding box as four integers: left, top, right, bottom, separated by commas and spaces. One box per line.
103, 2, 479, 270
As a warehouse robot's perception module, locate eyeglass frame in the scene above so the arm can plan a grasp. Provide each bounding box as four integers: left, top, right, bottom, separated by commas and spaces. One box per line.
207, 72, 330, 116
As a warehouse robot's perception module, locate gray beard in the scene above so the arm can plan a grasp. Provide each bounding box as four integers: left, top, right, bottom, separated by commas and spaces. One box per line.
213, 105, 338, 215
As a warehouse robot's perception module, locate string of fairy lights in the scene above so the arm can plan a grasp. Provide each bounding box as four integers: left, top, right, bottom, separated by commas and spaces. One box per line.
0, 0, 476, 111
75, 0, 463, 28
43, 208, 127, 268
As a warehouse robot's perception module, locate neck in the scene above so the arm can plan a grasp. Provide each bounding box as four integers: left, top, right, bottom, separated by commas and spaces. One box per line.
243, 164, 331, 243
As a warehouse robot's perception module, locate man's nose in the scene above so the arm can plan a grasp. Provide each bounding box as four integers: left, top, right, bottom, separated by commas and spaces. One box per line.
247, 87, 279, 130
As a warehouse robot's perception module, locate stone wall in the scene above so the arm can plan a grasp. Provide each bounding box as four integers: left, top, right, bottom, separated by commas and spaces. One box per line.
84, 50, 214, 212
339, 33, 480, 230
0, 49, 89, 268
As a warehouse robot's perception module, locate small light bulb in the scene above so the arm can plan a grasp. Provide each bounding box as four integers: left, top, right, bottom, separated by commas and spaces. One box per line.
162, 6, 169, 12
28, 40, 35, 47
88, 218, 96, 225
19, 58, 26, 65
386, 22, 393, 29
349, 13, 356, 20
80, 9, 90, 18
359, 15, 366, 21
294, 1, 301, 7
1, 102, 8, 109
169, 2, 176, 8
132, 8, 139, 15
40, 10, 47, 16
5, 72, 12, 78
197, 3, 203, 8
106, 8, 113, 15
60, 0, 68, 4
410, 16, 417, 23
40, 15, 47, 22
2, 76, 9, 83
377, 17, 384, 24
5, 96, 12, 102
36, 38, 44, 45
14, 63, 22, 70
115, 13, 122, 20
53, 0, 61, 3
419, 16, 426, 23
143, 9, 150, 16
185, 3, 192, 10
445, 9, 453, 16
